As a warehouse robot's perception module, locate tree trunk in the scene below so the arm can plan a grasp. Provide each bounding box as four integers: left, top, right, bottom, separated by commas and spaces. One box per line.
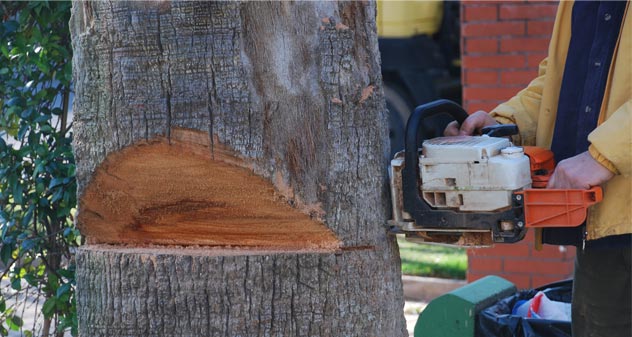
70, 1, 406, 336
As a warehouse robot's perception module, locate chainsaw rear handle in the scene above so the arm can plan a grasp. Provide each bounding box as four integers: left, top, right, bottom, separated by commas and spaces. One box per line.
514, 186, 603, 228
402, 99, 469, 219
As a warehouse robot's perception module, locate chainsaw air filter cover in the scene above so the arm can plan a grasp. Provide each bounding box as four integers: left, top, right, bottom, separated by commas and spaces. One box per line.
419, 136, 531, 212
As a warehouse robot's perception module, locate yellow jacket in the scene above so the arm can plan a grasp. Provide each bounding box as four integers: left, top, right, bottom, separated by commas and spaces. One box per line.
490, 1, 631, 241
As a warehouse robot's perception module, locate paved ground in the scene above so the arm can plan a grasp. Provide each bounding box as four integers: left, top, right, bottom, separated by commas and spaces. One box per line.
404, 301, 427, 337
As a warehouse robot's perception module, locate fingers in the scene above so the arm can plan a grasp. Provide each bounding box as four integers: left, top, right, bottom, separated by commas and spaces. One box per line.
547, 169, 591, 190
442, 111, 498, 137
458, 112, 480, 136
444, 121, 460, 136
459, 111, 498, 136
546, 152, 615, 189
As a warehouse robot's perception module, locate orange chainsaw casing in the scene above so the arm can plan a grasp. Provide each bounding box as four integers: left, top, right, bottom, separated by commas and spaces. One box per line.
523, 146, 556, 188
518, 147, 603, 228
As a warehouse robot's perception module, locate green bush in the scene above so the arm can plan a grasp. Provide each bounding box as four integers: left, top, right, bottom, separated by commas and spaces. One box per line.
0, 2, 78, 336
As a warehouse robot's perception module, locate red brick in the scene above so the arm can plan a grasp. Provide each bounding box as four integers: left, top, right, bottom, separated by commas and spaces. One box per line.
464, 87, 522, 101
462, 22, 526, 37
501, 37, 550, 52
463, 54, 526, 69
465, 70, 499, 85
494, 273, 532, 289
467, 269, 502, 279
528, 53, 547, 67
466, 272, 482, 283
469, 256, 503, 272
501, 70, 537, 85
466, 271, 493, 284
467, 271, 532, 290
463, 101, 500, 113
504, 259, 574, 276
499, 4, 558, 20
527, 20, 555, 36
464, 5, 498, 22
465, 38, 499, 54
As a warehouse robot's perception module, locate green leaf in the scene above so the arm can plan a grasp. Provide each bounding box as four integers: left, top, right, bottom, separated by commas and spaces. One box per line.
0, 45, 8, 58
21, 239, 36, 251
0, 298, 6, 312
34, 114, 50, 123
21, 207, 34, 226
23, 274, 38, 287
12, 183, 23, 204
10, 278, 21, 291
49, 177, 66, 189
56, 282, 71, 298
39, 124, 53, 133
7, 315, 23, 331
20, 107, 34, 119
17, 124, 28, 141
3, 21, 19, 34
51, 188, 63, 203
34, 60, 50, 74
58, 268, 74, 279
1, 2, 77, 333
42, 298, 56, 318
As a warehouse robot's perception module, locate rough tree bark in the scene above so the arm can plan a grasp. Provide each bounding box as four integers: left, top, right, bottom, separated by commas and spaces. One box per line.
70, 1, 406, 336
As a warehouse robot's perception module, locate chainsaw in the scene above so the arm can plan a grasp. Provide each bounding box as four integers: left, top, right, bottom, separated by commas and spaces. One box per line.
388, 99, 602, 247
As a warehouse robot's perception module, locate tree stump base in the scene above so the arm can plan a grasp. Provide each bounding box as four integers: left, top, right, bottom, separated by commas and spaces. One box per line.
77, 244, 406, 337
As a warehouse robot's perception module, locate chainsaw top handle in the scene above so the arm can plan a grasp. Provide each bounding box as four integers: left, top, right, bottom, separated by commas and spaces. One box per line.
402, 99, 469, 218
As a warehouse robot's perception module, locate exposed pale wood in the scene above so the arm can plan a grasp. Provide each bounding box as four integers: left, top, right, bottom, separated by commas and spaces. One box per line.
79, 128, 339, 250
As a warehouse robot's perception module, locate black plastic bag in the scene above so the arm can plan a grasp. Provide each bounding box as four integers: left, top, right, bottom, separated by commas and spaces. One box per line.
476, 280, 572, 337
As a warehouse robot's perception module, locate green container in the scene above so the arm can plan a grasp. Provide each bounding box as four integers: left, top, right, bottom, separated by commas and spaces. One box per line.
415, 275, 516, 337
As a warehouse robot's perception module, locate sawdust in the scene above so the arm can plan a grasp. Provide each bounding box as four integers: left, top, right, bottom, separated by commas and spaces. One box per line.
79, 128, 340, 251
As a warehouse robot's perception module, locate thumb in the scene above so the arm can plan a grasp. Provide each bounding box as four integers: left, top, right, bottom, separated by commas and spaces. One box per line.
459, 118, 477, 136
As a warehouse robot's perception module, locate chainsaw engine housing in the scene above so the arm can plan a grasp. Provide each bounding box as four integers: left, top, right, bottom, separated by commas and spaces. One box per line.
419, 136, 531, 212
389, 135, 532, 246
388, 99, 531, 247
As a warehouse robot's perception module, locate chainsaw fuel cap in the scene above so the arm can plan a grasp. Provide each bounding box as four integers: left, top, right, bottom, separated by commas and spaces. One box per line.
501, 146, 524, 159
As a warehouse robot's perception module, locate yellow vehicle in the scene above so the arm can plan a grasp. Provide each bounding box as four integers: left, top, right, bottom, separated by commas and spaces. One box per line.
377, 1, 461, 155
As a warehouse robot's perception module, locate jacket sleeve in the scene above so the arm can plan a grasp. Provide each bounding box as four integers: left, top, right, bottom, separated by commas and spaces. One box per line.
489, 58, 548, 146
588, 100, 632, 176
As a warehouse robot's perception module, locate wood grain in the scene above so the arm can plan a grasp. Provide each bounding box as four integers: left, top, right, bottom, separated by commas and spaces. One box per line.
79, 128, 340, 251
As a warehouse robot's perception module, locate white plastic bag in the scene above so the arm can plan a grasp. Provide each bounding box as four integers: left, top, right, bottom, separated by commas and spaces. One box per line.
512, 291, 572, 321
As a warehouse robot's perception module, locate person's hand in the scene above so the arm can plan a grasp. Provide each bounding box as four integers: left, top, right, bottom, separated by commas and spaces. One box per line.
547, 151, 615, 189
444, 111, 499, 136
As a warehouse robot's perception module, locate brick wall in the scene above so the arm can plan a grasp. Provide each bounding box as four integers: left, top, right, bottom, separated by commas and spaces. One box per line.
461, 1, 575, 290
